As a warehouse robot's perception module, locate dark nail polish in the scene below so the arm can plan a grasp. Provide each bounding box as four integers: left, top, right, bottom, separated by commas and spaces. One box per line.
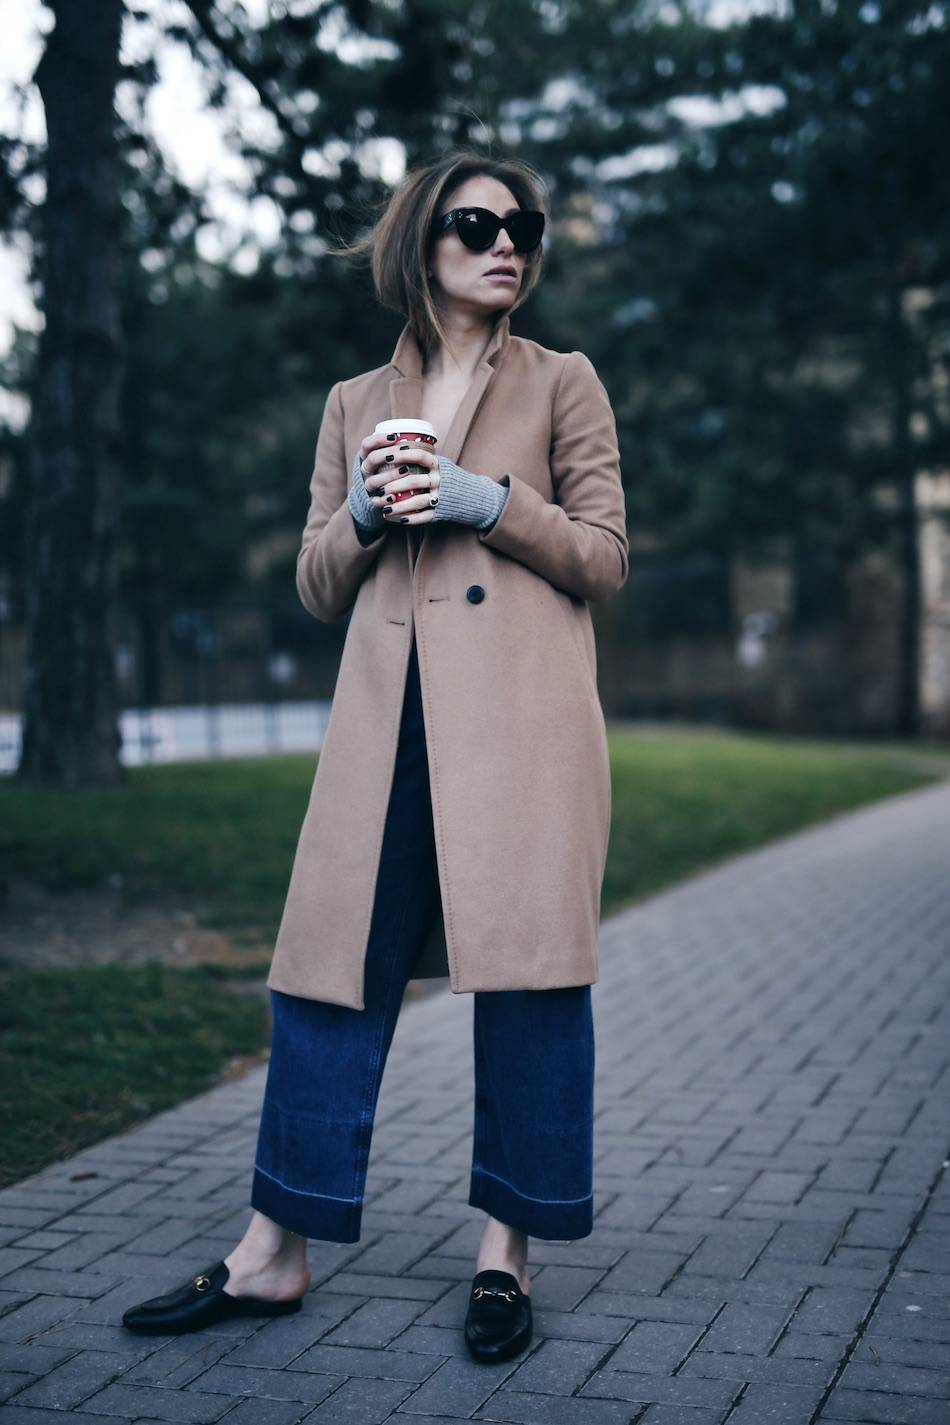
378, 486, 387, 496
385, 453, 394, 462
399, 443, 410, 450
385, 496, 394, 504
387, 433, 396, 440
399, 516, 409, 523
382, 507, 392, 516
398, 465, 408, 473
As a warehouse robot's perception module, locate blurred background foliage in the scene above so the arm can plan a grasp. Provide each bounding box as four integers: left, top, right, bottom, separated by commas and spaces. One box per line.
1, 0, 948, 728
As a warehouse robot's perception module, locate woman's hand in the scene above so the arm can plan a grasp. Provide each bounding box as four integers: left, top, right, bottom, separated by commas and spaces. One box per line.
359, 432, 441, 525
356, 432, 510, 530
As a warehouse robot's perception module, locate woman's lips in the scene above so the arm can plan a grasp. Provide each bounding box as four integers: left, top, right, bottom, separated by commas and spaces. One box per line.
484, 273, 517, 282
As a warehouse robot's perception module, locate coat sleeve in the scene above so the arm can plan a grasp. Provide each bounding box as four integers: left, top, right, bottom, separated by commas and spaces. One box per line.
295, 380, 389, 622
476, 350, 629, 602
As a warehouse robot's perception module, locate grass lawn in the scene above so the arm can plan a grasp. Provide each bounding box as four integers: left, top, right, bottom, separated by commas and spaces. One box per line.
601, 728, 950, 913
1, 728, 946, 1186
0, 963, 268, 1188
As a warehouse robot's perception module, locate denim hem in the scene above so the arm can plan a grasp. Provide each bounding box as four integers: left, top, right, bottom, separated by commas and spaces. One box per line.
251, 1164, 362, 1243
468, 1165, 594, 1241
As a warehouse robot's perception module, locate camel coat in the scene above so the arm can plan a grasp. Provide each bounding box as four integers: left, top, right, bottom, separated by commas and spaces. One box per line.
266, 312, 629, 1010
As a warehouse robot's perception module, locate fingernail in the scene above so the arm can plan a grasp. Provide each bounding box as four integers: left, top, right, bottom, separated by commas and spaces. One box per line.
385, 453, 394, 462
399, 444, 409, 450
398, 465, 408, 473
399, 516, 409, 523
382, 507, 392, 517
387, 433, 396, 440
385, 496, 394, 504
379, 486, 387, 496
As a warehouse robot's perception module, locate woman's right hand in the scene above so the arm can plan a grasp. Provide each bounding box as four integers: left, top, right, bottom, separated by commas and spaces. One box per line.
358, 432, 440, 513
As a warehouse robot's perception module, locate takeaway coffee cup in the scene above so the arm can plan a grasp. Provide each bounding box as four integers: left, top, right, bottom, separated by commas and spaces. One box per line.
374, 419, 438, 505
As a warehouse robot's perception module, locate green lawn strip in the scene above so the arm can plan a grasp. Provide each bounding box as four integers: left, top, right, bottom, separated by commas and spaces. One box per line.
0, 756, 310, 935
2, 736, 945, 940
0, 962, 269, 1189
601, 728, 944, 916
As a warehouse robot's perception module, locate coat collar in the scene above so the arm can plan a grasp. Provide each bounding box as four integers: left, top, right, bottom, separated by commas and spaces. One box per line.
388, 313, 511, 468
389, 311, 511, 377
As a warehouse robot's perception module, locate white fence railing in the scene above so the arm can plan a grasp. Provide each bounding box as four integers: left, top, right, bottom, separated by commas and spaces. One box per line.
0, 700, 334, 773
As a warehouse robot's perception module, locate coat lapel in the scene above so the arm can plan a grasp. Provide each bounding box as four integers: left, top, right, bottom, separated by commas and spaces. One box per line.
388, 313, 511, 461
388, 314, 511, 571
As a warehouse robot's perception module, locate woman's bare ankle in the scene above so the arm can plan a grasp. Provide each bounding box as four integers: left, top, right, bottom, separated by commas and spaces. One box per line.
224, 1212, 311, 1299
476, 1215, 531, 1295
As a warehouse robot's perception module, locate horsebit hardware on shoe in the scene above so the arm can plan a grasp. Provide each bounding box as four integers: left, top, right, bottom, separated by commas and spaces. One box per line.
472, 1285, 518, 1301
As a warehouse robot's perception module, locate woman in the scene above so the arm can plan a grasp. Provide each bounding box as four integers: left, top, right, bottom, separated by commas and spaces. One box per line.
122, 150, 628, 1363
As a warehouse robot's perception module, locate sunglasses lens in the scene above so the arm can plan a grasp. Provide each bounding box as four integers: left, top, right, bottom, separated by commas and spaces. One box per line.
456, 210, 498, 250
507, 212, 544, 253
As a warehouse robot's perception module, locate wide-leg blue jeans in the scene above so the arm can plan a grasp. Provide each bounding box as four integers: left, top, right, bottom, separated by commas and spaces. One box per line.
250, 632, 595, 1244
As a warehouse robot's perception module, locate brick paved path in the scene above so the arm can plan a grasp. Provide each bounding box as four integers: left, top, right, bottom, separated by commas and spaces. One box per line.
1, 778, 949, 1425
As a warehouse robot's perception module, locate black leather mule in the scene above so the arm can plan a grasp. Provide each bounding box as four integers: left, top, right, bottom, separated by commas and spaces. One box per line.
121, 1259, 304, 1335
463, 1267, 533, 1362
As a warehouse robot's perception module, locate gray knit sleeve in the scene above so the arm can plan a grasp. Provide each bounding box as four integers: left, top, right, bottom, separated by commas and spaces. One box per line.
347, 449, 387, 536
431, 456, 509, 530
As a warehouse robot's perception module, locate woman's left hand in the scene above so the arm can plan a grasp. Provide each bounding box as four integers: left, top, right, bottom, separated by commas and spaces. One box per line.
364, 442, 441, 524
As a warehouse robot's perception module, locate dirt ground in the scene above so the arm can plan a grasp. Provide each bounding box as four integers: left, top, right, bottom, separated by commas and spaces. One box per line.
0, 878, 272, 971
0, 877, 437, 1004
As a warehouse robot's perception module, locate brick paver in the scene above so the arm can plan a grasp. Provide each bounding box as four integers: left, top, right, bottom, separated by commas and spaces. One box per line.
1, 777, 948, 1424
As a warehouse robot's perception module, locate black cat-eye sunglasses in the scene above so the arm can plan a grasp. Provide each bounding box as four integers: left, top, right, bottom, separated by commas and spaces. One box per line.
430, 206, 545, 255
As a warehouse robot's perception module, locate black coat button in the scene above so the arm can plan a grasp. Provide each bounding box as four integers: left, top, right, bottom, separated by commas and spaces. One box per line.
466, 584, 485, 604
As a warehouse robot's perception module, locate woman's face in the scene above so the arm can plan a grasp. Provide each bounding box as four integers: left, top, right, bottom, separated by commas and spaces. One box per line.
428, 175, 528, 319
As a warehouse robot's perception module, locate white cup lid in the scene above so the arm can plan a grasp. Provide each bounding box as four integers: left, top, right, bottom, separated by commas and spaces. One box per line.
374, 418, 437, 439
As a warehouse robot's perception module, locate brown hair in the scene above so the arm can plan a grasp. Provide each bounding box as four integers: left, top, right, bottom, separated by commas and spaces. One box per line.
325, 148, 548, 369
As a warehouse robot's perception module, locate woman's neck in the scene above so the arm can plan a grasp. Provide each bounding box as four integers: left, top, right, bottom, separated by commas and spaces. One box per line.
424, 310, 499, 381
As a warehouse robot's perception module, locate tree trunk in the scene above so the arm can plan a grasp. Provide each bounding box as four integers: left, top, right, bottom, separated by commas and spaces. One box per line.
17, 0, 126, 787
